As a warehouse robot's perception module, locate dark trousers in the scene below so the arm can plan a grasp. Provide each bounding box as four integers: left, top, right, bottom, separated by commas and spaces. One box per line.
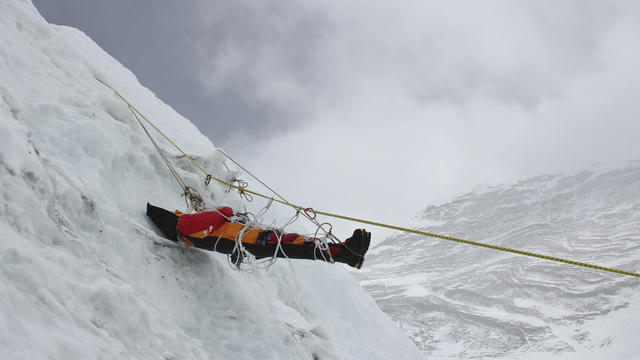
146, 203, 332, 262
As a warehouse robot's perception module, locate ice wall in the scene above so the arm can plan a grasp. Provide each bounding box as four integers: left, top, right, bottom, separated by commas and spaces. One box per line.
0, 1, 422, 359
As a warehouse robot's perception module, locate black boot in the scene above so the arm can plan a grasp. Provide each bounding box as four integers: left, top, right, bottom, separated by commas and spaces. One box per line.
335, 229, 371, 269
146, 203, 180, 241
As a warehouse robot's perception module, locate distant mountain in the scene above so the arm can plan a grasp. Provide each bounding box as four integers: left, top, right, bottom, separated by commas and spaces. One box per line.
358, 164, 640, 359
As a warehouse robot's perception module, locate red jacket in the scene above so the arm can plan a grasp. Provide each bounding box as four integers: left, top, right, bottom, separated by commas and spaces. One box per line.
175, 207, 306, 247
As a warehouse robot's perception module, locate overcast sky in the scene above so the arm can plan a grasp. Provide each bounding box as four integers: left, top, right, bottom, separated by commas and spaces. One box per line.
34, 0, 640, 240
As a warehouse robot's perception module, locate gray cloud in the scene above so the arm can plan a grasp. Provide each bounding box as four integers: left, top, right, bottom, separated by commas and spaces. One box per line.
33, 0, 287, 146
209, 0, 640, 236
191, 1, 618, 109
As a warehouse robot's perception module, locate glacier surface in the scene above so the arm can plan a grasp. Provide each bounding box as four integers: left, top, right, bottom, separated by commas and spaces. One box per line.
359, 165, 640, 359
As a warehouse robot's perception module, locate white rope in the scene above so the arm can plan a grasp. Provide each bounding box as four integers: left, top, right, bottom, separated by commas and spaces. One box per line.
128, 105, 206, 212
214, 149, 342, 244
198, 192, 332, 271
311, 222, 334, 263
223, 201, 308, 271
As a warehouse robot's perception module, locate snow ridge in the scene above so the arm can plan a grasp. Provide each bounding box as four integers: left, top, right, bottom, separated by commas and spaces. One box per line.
359, 164, 640, 359
0, 2, 421, 359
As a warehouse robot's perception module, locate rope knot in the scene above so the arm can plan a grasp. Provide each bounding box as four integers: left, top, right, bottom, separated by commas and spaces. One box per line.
182, 186, 206, 213
227, 178, 253, 202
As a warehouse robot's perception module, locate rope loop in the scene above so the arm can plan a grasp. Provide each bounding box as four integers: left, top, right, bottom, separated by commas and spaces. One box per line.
226, 178, 253, 202
313, 222, 333, 241
254, 198, 275, 220
280, 209, 300, 230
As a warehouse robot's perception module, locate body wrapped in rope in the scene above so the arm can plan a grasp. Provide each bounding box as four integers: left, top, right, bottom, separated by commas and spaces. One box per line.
146, 203, 370, 269
97, 78, 640, 278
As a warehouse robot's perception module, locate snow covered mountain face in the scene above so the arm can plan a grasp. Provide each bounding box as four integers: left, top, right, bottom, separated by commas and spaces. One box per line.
0, 1, 422, 359
358, 164, 640, 359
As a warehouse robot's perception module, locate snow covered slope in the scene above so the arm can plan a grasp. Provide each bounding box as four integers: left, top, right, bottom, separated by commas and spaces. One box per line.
359, 164, 640, 359
0, 1, 421, 359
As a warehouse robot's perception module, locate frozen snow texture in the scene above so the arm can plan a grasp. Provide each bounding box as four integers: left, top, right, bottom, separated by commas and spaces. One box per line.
0, 1, 421, 359
359, 165, 640, 359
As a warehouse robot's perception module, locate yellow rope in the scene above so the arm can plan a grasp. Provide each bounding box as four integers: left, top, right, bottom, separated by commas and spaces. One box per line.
95, 77, 640, 279
95, 76, 208, 176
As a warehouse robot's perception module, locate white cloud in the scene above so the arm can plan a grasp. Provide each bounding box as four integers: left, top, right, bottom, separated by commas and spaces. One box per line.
187, 0, 640, 241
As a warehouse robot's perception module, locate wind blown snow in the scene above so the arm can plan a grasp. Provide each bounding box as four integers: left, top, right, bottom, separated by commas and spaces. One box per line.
0, 2, 421, 359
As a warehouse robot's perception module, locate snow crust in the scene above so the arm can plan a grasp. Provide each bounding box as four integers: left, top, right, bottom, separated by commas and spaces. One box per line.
0, 1, 422, 359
